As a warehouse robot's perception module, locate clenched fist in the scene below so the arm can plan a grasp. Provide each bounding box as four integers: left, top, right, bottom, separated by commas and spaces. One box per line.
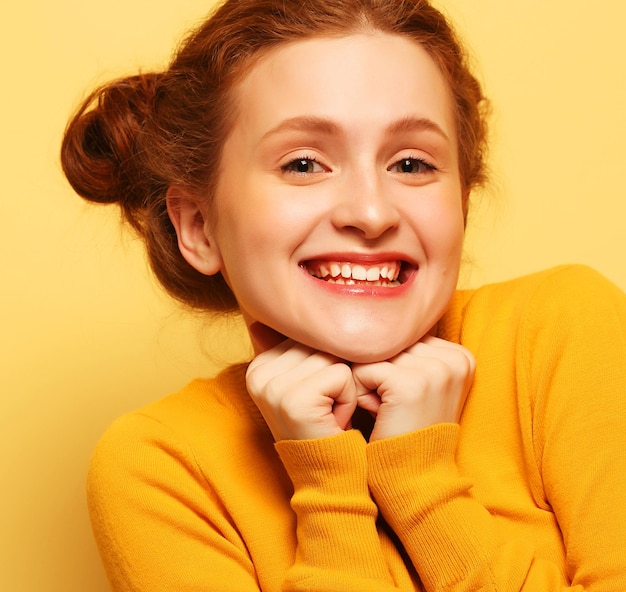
246, 324, 475, 442
246, 336, 358, 441
353, 336, 475, 441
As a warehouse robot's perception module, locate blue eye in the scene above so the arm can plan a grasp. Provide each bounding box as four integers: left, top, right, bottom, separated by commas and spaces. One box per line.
391, 157, 436, 174
281, 157, 325, 174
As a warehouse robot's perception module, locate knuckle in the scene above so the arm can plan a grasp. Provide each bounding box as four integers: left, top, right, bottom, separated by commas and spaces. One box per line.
331, 362, 352, 382
245, 368, 263, 395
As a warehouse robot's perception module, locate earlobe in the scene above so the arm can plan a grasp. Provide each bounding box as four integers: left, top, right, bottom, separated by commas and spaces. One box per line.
166, 186, 223, 276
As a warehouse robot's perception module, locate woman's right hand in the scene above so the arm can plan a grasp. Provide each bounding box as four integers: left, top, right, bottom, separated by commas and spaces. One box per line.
246, 324, 357, 441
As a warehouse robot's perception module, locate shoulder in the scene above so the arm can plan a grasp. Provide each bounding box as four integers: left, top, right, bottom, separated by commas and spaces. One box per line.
495, 264, 626, 342
443, 265, 625, 340
451, 265, 625, 396
504, 264, 624, 309
93, 363, 247, 443
471, 264, 622, 311
88, 363, 270, 497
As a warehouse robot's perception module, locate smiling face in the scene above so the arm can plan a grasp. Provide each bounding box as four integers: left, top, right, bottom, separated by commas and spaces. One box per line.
201, 32, 465, 363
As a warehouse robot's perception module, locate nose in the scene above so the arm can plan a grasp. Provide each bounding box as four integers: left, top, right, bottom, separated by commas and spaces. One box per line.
331, 172, 401, 239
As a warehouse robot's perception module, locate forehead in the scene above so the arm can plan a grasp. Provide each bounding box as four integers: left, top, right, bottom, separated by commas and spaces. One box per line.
231, 32, 456, 141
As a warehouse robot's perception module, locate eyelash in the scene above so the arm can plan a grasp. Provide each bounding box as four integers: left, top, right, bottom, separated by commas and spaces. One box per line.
279, 154, 437, 176
280, 156, 326, 175
388, 156, 437, 175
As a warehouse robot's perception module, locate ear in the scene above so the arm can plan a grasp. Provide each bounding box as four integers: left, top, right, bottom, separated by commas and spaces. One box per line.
166, 186, 223, 276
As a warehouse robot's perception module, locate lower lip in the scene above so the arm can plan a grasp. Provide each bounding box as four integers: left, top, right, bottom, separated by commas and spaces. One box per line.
302, 267, 416, 297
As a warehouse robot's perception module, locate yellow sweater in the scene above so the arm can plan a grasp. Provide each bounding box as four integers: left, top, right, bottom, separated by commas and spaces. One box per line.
88, 266, 626, 591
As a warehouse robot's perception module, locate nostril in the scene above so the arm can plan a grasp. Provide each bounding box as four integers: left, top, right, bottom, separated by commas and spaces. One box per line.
331, 182, 400, 238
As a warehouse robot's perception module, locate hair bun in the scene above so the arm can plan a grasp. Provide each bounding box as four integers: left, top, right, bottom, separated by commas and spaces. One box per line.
61, 73, 159, 217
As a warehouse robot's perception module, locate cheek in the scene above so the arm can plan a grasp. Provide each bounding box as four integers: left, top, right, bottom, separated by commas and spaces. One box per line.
444, 213, 465, 258
213, 189, 268, 254
211, 199, 289, 291
411, 197, 465, 261
443, 225, 465, 270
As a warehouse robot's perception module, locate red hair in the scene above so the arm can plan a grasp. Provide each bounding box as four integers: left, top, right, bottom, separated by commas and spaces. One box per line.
61, 0, 488, 312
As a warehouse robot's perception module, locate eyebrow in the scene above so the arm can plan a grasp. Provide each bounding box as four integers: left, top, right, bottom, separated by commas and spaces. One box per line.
386, 115, 450, 142
261, 116, 343, 141
261, 114, 449, 143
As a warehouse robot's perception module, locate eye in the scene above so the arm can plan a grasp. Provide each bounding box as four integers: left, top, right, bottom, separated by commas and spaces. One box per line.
281, 157, 327, 175
389, 157, 437, 175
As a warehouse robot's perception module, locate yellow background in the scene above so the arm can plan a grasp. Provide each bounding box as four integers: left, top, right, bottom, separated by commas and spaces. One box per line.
1, 0, 624, 590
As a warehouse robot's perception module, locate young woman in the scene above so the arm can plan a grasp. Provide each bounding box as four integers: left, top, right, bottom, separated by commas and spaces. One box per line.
61, 0, 626, 590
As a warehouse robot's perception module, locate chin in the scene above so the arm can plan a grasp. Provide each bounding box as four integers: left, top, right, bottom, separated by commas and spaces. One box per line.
313, 336, 414, 364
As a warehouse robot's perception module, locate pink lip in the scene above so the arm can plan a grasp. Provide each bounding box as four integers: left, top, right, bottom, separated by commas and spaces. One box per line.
301, 252, 417, 266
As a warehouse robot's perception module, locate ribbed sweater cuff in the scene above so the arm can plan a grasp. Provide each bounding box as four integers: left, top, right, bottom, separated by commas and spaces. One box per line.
275, 429, 368, 494
275, 430, 390, 580
367, 423, 460, 480
367, 424, 489, 588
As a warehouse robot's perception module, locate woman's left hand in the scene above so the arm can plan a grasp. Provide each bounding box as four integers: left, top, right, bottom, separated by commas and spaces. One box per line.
352, 336, 475, 442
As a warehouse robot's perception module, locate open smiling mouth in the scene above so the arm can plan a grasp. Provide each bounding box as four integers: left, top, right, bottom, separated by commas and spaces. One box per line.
302, 260, 413, 287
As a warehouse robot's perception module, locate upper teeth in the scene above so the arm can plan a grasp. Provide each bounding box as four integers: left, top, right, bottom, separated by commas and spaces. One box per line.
309, 261, 400, 283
